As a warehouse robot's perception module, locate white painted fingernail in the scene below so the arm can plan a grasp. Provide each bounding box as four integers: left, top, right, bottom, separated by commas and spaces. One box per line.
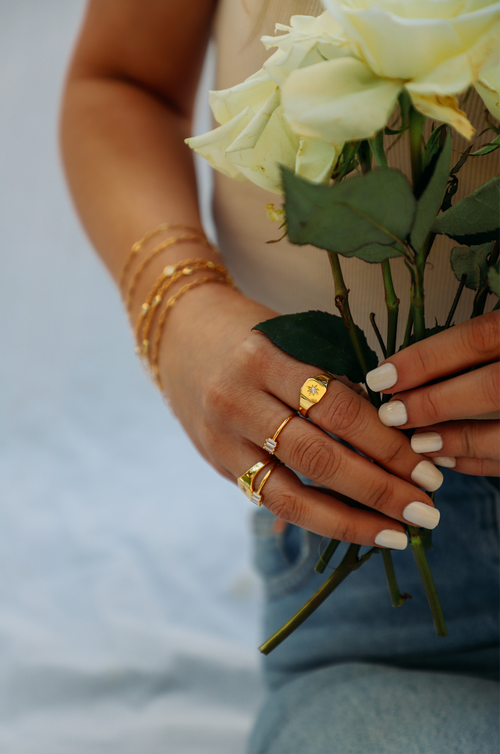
403, 501, 441, 529
411, 432, 443, 454
378, 401, 407, 427
366, 363, 398, 392
374, 529, 408, 550
433, 456, 456, 468
411, 460, 444, 491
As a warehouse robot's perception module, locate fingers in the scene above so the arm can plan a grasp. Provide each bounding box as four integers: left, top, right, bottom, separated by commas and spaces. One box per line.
377, 362, 500, 429
232, 446, 410, 549
410, 421, 500, 477
254, 348, 443, 491
366, 312, 500, 394
235, 393, 440, 532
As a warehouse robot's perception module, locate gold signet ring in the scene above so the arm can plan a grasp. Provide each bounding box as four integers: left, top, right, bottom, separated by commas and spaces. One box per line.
263, 414, 295, 455
299, 374, 333, 417
238, 459, 272, 505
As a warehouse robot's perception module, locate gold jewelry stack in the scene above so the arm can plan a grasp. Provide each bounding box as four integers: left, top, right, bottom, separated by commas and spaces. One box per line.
120, 223, 236, 390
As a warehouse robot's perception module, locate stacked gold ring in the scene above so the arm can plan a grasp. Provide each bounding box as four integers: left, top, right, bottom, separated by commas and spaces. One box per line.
237, 459, 281, 507
263, 413, 295, 455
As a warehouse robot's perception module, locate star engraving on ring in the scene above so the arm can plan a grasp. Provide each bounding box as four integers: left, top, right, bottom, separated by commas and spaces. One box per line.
308, 385, 319, 396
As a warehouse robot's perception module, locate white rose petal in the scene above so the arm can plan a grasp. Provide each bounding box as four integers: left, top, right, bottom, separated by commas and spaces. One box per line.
323, 0, 500, 80
295, 137, 342, 183
475, 62, 500, 118
283, 57, 401, 144
408, 92, 475, 139
185, 109, 253, 180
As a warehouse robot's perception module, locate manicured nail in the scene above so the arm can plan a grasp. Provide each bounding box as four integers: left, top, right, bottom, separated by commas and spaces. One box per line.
403, 501, 441, 529
366, 363, 398, 392
411, 431, 443, 454
411, 460, 444, 491
378, 401, 407, 427
374, 529, 408, 550
433, 456, 456, 468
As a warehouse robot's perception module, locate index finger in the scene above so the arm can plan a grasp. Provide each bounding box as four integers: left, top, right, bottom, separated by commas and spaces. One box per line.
365, 312, 500, 394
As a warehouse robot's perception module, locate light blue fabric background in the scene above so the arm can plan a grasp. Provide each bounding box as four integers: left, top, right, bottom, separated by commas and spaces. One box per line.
0, 2, 264, 751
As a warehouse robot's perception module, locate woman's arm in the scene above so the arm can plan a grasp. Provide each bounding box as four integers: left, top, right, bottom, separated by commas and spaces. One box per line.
60, 0, 444, 549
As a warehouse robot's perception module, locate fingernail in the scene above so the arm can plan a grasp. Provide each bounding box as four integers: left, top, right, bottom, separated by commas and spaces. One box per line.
411, 431, 443, 454
374, 529, 408, 550
411, 460, 444, 491
366, 363, 398, 392
433, 456, 456, 468
378, 401, 407, 427
403, 501, 441, 529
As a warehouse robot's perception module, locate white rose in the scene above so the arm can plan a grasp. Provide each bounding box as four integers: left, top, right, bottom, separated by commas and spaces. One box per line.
185, 13, 347, 194
282, 0, 500, 145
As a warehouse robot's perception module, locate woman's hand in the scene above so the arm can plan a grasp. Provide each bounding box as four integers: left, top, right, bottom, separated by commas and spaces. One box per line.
366, 311, 500, 477
158, 282, 444, 550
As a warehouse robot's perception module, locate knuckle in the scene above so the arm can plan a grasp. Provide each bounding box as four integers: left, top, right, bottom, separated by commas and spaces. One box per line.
460, 422, 474, 457
325, 389, 363, 435
423, 389, 442, 423
238, 331, 276, 385
265, 487, 307, 527
380, 437, 408, 467
364, 476, 393, 513
467, 312, 500, 359
290, 433, 342, 482
333, 517, 358, 544
483, 364, 500, 409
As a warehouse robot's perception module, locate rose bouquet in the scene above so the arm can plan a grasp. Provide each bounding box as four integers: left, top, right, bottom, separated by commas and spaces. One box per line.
187, 0, 500, 652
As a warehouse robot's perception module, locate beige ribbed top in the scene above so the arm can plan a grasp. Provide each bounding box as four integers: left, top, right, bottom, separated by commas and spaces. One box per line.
212, 0, 499, 355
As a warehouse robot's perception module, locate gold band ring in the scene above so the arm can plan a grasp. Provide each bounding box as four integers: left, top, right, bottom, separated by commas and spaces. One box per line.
254, 461, 281, 507
237, 459, 272, 505
263, 413, 295, 455
299, 374, 334, 417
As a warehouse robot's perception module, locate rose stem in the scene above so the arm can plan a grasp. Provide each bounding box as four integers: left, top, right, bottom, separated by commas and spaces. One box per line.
382, 259, 399, 358
407, 110, 448, 635
472, 239, 499, 318
259, 545, 380, 655
315, 538, 341, 574
327, 251, 380, 407
402, 306, 413, 348
408, 526, 448, 637
369, 313, 387, 358
381, 549, 408, 607
444, 274, 467, 329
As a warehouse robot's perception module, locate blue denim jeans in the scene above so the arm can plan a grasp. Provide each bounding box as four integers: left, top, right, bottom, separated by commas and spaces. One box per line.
247, 471, 499, 754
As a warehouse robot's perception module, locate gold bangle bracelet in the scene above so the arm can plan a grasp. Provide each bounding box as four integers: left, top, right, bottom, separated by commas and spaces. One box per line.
119, 223, 207, 292
124, 234, 212, 314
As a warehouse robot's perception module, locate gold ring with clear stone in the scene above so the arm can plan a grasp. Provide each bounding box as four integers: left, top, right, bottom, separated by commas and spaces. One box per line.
237, 459, 281, 506
263, 413, 296, 455
299, 374, 333, 417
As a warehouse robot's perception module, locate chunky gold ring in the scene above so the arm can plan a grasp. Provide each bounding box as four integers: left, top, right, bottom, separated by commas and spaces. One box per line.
263, 413, 295, 455
253, 460, 281, 507
299, 374, 333, 417
237, 459, 272, 505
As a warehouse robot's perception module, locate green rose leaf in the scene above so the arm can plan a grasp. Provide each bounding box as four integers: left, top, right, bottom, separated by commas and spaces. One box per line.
432, 175, 500, 244
450, 242, 494, 291
488, 261, 500, 297
410, 131, 452, 252
369, 130, 388, 168
253, 310, 378, 384
471, 135, 500, 157
283, 168, 415, 261
421, 124, 447, 173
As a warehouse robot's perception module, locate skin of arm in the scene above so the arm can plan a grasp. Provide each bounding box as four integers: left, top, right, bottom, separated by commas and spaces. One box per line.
60, 0, 451, 548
